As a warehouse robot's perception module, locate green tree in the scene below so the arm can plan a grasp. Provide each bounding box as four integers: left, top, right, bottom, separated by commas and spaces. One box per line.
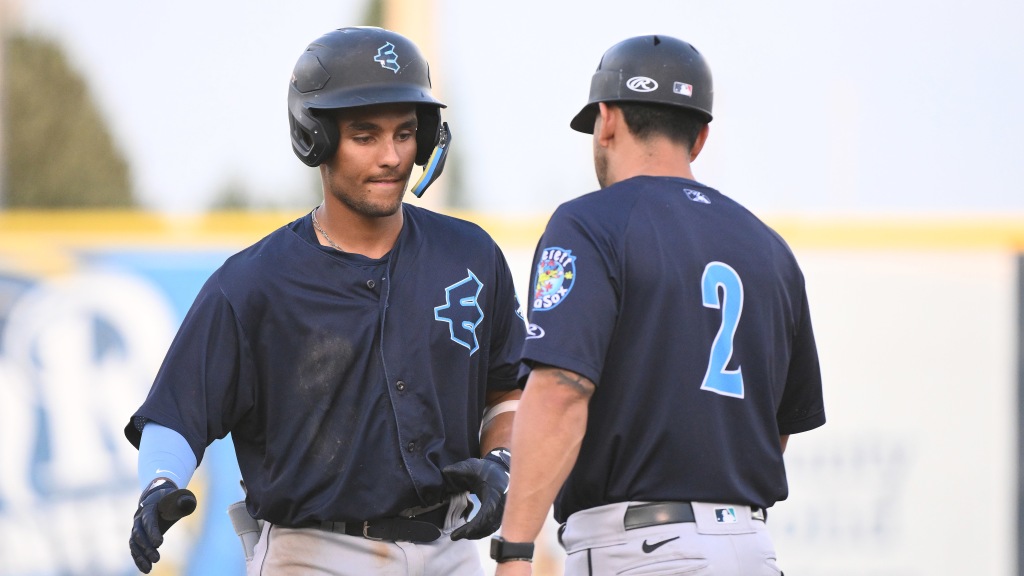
2, 32, 134, 208
362, 0, 384, 27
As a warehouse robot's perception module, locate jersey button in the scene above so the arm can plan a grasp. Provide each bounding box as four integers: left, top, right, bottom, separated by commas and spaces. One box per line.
366, 279, 376, 289
396, 380, 406, 392
407, 441, 416, 452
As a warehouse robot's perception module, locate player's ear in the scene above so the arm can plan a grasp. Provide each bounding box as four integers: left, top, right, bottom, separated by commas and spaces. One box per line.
595, 102, 617, 147
689, 124, 710, 162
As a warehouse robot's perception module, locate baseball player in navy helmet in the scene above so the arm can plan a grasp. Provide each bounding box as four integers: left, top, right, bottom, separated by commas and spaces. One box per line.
491, 35, 825, 575
125, 26, 525, 575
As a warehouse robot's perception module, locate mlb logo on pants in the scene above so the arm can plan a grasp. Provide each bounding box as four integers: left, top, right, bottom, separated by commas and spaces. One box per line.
714, 507, 737, 523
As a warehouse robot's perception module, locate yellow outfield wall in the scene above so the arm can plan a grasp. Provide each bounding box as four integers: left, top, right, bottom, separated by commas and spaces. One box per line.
1, 210, 1022, 576
4, 210, 1024, 248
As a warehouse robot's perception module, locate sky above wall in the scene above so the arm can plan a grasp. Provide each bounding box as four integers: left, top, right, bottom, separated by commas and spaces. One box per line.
16, 0, 1024, 216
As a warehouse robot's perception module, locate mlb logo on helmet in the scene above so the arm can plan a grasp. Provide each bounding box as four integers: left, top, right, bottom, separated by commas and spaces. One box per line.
673, 82, 693, 97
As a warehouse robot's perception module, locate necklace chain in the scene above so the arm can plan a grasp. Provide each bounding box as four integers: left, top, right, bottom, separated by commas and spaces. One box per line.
311, 205, 343, 251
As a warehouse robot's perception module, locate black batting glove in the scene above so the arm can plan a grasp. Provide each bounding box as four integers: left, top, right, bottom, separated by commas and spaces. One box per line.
129, 477, 197, 573
442, 448, 511, 540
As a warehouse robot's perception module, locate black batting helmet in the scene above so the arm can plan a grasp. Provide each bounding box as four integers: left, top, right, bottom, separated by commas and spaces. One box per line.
288, 27, 446, 167
570, 35, 713, 134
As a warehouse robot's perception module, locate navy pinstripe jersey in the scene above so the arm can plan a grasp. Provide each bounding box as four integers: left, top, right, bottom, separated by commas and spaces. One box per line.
520, 176, 825, 522
125, 204, 525, 525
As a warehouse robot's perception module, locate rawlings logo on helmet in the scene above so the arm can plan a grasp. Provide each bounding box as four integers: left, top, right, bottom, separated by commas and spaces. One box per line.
626, 76, 658, 93
374, 41, 400, 73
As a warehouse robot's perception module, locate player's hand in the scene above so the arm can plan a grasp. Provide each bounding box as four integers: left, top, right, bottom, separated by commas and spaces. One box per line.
442, 448, 511, 540
129, 477, 197, 573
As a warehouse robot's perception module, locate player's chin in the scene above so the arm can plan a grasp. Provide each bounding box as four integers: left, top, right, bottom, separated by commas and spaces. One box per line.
358, 191, 406, 217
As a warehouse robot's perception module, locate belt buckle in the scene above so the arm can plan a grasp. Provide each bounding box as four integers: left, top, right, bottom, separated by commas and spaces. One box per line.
362, 521, 385, 541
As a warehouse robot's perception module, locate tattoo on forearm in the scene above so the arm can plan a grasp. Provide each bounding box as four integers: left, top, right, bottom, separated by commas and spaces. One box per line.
552, 370, 594, 398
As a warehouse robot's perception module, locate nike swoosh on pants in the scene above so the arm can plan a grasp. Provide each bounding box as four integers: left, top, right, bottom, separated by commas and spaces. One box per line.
641, 536, 680, 553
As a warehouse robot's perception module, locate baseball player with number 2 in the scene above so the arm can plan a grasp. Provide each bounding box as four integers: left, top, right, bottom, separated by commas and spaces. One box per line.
125, 26, 525, 575
491, 35, 826, 575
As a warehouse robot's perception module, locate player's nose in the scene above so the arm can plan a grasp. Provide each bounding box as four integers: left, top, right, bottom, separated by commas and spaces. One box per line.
378, 137, 402, 167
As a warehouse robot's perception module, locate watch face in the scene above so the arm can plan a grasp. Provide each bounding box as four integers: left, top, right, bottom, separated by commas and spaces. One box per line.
490, 536, 501, 557
490, 536, 534, 562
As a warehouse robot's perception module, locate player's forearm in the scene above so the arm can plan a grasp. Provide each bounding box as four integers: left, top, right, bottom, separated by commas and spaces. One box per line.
138, 422, 197, 491
480, 389, 523, 454
500, 367, 593, 543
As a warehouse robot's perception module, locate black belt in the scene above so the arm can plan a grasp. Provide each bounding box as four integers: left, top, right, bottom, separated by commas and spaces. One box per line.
623, 502, 766, 530
292, 504, 447, 543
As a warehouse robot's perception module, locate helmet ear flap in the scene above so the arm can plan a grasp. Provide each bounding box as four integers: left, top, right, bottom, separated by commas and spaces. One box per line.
415, 106, 441, 166
290, 109, 339, 167
293, 106, 435, 167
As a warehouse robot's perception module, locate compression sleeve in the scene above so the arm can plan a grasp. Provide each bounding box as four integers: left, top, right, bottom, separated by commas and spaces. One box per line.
138, 422, 198, 492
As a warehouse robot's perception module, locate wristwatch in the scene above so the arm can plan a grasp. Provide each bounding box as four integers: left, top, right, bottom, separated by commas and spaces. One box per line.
489, 536, 534, 563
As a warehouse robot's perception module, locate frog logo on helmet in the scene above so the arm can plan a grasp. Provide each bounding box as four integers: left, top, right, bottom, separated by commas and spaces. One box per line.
374, 41, 400, 73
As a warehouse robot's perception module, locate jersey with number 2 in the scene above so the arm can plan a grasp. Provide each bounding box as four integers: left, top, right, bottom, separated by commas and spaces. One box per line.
521, 176, 825, 522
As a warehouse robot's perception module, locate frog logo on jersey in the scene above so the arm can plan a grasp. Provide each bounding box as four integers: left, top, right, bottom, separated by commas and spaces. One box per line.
533, 247, 576, 311
434, 269, 485, 355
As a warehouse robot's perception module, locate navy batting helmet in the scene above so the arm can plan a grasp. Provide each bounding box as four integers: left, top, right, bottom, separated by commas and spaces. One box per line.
288, 27, 447, 169
570, 35, 713, 134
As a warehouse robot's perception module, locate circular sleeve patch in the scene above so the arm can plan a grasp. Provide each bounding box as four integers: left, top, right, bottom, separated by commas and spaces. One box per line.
532, 247, 576, 311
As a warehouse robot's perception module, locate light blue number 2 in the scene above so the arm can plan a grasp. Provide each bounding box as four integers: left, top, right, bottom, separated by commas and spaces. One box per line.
700, 262, 745, 398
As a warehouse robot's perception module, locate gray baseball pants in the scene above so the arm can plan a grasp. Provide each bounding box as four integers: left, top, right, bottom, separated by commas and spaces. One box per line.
559, 501, 783, 576
246, 496, 483, 576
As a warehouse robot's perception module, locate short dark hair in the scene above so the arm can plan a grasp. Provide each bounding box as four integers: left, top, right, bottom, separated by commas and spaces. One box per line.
617, 103, 706, 150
